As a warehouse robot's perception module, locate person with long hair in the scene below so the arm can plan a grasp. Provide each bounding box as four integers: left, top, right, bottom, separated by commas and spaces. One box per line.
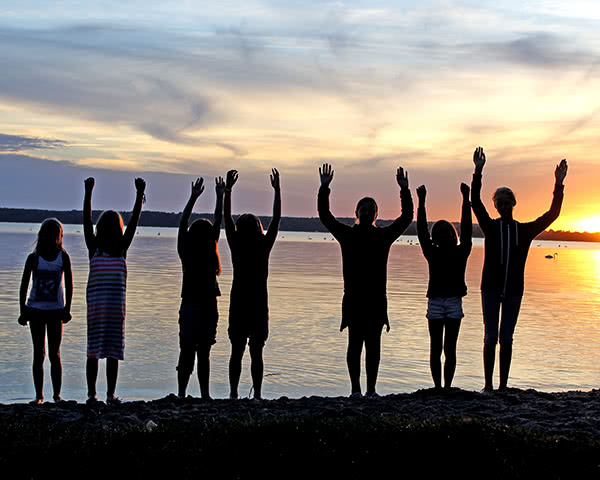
318, 163, 413, 397
177, 176, 225, 399
416, 183, 472, 390
224, 168, 281, 400
19, 218, 73, 404
83, 177, 145, 404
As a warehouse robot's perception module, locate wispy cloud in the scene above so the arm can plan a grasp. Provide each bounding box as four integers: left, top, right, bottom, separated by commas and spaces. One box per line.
0, 133, 67, 152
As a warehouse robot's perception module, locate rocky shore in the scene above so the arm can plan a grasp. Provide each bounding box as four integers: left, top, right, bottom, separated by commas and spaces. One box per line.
1, 388, 599, 479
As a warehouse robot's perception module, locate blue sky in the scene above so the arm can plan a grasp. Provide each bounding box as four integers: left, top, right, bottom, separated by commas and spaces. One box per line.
1, 1, 599, 229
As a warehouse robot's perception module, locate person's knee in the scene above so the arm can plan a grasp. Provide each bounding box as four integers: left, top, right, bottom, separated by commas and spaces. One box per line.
499, 336, 514, 348
48, 350, 61, 365
484, 331, 499, 346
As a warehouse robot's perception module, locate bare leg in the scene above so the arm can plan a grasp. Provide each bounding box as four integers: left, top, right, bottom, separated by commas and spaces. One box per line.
428, 320, 443, 389
29, 320, 46, 402
47, 318, 63, 401
177, 347, 195, 398
443, 318, 461, 389
499, 344, 512, 390
365, 327, 382, 395
229, 341, 246, 399
483, 344, 496, 391
106, 358, 119, 400
249, 343, 264, 400
347, 327, 363, 395
197, 344, 212, 399
86, 357, 99, 400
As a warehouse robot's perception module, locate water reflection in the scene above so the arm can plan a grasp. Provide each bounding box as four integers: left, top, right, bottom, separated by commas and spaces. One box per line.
0, 224, 598, 402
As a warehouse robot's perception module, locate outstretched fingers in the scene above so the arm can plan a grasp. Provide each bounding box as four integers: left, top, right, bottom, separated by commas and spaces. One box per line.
226, 170, 239, 189
191, 177, 205, 197
397, 167, 409, 189
319, 163, 334, 187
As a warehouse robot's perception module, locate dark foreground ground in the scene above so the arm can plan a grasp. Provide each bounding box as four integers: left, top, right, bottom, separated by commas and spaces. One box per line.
1, 388, 599, 479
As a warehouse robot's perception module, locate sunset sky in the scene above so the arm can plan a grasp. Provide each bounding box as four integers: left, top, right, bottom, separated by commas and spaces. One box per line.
1, 1, 599, 231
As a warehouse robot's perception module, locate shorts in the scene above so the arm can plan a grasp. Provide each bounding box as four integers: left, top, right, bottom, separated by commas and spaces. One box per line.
179, 300, 218, 348
481, 292, 522, 346
426, 297, 464, 320
228, 322, 268, 348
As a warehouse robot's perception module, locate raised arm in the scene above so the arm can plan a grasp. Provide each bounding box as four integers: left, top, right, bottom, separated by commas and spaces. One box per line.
83, 177, 96, 255
18, 254, 34, 325
416, 185, 432, 254
470, 146, 492, 233
213, 176, 225, 242
459, 182, 472, 252
317, 163, 351, 240
62, 252, 73, 324
178, 178, 205, 257
224, 170, 238, 246
384, 167, 414, 241
527, 159, 567, 236
265, 168, 281, 249
122, 178, 146, 253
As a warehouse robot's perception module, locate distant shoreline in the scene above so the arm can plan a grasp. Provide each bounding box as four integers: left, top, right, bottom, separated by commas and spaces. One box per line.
1, 207, 599, 242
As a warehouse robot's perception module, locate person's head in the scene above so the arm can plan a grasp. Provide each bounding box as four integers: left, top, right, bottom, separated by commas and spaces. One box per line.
431, 220, 458, 249
493, 187, 516, 219
355, 197, 378, 225
35, 218, 63, 255
236, 213, 264, 240
96, 210, 124, 254
188, 218, 221, 275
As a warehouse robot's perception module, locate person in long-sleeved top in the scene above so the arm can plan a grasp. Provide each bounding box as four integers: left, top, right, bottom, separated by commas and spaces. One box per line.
225, 168, 281, 400
471, 146, 568, 391
416, 182, 472, 390
318, 163, 413, 397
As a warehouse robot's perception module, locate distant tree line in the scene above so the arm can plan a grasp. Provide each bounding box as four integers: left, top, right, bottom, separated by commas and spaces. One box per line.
1, 207, 598, 241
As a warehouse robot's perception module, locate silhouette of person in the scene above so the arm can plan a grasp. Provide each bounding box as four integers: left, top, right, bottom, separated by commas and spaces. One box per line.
176, 176, 225, 400
318, 163, 413, 397
416, 183, 472, 390
19, 218, 73, 404
83, 177, 146, 404
225, 169, 281, 400
471, 147, 568, 391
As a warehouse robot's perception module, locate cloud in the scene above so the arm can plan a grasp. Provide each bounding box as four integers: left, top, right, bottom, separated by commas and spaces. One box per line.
0, 134, 67, 152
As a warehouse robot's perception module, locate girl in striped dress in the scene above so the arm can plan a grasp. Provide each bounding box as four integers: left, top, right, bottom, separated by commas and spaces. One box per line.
83, 177, 145, 404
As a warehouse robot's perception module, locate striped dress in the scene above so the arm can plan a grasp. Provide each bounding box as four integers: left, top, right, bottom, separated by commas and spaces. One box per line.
86, 251, 127, 360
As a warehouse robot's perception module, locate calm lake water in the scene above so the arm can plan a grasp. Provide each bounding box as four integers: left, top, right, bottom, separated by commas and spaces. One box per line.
0, 222, 598, 402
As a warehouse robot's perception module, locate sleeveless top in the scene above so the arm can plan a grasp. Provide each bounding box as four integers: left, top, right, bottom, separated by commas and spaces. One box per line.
86, 250, 127, 360
26, 252, 65, 310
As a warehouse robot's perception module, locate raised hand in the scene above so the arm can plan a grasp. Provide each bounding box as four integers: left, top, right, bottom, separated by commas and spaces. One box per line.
460, 182, 470, 197
135, 177, 146, 194
473, 147, 486, 173
191, 178, 205, 198
270, 168, 280, 190
319, 163, 334, 188
555, 159, 568, 185
396, 167, 409, 190
226, 170, 238, 190
84, 177, 95, 193
416, 184, 426, 201
215, 176, 225, 196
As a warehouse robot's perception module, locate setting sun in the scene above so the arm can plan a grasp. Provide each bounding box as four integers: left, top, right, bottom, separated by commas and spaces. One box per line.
577, 216, 600, 233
